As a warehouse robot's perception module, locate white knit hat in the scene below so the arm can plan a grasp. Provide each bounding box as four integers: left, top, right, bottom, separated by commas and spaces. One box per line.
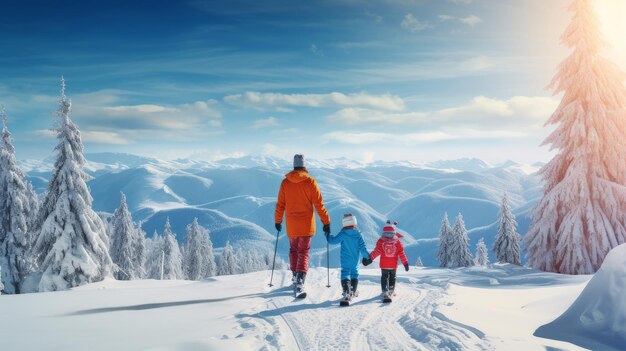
342, 213, 357, 227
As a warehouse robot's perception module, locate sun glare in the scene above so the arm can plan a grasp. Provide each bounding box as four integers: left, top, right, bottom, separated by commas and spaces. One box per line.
594, 0, 626, 70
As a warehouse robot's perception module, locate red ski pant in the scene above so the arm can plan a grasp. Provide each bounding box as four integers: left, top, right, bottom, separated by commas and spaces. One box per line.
289, 236, 312, 273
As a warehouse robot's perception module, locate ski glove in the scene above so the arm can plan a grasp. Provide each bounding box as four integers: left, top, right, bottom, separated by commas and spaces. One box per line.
275, 223, 282, 232
404, 264, 409, 272
362, 258, 372, 266
323, 223, 331, 235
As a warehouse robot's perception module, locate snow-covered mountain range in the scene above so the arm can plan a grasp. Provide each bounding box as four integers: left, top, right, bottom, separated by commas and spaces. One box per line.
21, 153, 543, 267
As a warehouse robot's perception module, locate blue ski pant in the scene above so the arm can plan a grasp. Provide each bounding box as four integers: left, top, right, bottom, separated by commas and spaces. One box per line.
341, 266, 359, 280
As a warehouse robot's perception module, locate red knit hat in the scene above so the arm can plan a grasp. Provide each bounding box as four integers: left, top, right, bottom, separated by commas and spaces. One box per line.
382, 225, 395, 234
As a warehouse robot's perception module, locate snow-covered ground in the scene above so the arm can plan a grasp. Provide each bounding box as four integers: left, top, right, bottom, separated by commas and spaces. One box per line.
0, 265, 591, 351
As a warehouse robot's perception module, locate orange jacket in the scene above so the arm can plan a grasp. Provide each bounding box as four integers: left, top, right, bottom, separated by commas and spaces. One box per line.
275, 170, 330, 237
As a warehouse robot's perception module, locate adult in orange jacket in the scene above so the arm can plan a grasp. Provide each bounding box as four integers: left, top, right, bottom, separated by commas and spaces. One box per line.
275, 154, 330, 295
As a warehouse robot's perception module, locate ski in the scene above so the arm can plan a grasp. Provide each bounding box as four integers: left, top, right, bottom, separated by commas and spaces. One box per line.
339, 299, 350, 307
296, 292, 307, 299
382, 297, 392, 303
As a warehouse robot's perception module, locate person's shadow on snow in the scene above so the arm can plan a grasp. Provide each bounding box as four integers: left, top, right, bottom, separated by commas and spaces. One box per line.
62, 287, 294, 316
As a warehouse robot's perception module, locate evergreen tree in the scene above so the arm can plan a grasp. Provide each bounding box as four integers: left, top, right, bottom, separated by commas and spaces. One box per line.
217, 241, 238, 276
134, 221, 147, 279
0, 109, 32, 294
183, 218, 216, 280
110, 193, 136, 280
448, 213, 473, 268
415, 256, 423, 267
0, 265, 4, 292
161, 218, 183, 280
437, 213, 453, 267
493, 192, 521, 265
475, 238, 489, 267
31, 79, 112, 291
145, 230, 164, 279
525, 0, 626, 274
25, 181, 39, 243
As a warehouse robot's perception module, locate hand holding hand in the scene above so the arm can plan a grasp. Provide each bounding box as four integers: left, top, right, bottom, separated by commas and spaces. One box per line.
323, 223, 331, 235
362, 258, 372, 266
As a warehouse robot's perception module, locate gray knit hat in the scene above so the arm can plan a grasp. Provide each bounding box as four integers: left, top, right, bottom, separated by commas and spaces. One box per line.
294, 154, 305, 168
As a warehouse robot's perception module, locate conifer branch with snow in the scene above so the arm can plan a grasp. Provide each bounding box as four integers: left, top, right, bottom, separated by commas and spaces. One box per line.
448, 213, 473, 268
525, 0, 626, 274
30, 78, 112, 291
0, 109, 36, 293
183, 218, 216, 280
493, 192, 521, 265
475, 238, 489, 267
110, 193, 137, 280
161, 218, 183, 279
437, 213, 453, 268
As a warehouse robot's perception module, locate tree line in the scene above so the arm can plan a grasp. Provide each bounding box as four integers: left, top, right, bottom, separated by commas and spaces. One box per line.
437, 192, 521, 268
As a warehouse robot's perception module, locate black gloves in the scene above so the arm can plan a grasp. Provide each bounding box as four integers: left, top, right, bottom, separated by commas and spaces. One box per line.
404, 264, 409, 272
275, 223, 282, 232
362, 258, 372, 266
323, 223, 331, 236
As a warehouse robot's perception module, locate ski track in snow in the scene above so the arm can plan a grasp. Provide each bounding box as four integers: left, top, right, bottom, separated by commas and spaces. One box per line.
238, 269, 491, 351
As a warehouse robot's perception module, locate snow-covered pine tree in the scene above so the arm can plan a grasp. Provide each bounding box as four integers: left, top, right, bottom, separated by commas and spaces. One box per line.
25, 181, 39, 241
31, 79, 112, 291
183, 218, 216, 280
0, 265, 4, 292
217, 241, 238, 276
475, 238, 489, 267
415, 256, 423, 267
525, 0, 626, 274
437, 213, 453, 267
134, 221, 147, 279
493, 192, 521, 265
145, 230, 164, 279
161, 218, 183, 280
0, 109, 33, 294
448, 213, 473, 268
110, 193, 136, 280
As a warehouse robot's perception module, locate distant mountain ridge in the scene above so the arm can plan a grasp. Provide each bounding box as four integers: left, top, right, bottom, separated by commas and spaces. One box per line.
22, 152, 543, 267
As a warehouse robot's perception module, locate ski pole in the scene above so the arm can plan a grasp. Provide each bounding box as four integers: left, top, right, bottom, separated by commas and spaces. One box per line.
326, 240, 331, 288
268, 230, 280, 287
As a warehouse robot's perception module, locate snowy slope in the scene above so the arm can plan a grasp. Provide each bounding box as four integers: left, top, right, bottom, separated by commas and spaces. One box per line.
534, 244, 626, 351
0, 265, 591, 351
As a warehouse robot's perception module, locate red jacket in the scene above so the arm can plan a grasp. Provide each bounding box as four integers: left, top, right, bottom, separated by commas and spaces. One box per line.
370, 236, 408, 269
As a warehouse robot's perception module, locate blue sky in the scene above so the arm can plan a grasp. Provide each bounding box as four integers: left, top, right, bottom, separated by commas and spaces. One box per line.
0, 0, 605, 163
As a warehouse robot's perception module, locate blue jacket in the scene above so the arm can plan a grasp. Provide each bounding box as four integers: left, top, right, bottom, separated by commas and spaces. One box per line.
327, 227, 370, 268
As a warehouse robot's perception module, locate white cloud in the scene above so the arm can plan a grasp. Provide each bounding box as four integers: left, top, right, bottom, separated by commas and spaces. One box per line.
461, 15, 482, 26
327, 95, 559, 129
401, 14, 430, 32
323, 130, 525, 145
32, 129, 132, 145
81, 131, 133, 145
310, 44, 324, 56
224, 91, 405, 111
22, 90, 226, 144
251, 117, 280, 129
439, 14, 482, 27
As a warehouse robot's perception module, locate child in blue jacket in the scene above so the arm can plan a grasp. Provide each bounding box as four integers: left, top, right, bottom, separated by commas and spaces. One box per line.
325, 213, 370, 299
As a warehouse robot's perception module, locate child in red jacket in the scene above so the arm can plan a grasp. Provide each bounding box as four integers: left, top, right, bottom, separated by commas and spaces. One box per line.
363, 224, 409, 298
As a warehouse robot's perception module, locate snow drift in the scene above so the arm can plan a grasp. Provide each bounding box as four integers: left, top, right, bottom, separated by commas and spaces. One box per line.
535, 243, 626, 351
